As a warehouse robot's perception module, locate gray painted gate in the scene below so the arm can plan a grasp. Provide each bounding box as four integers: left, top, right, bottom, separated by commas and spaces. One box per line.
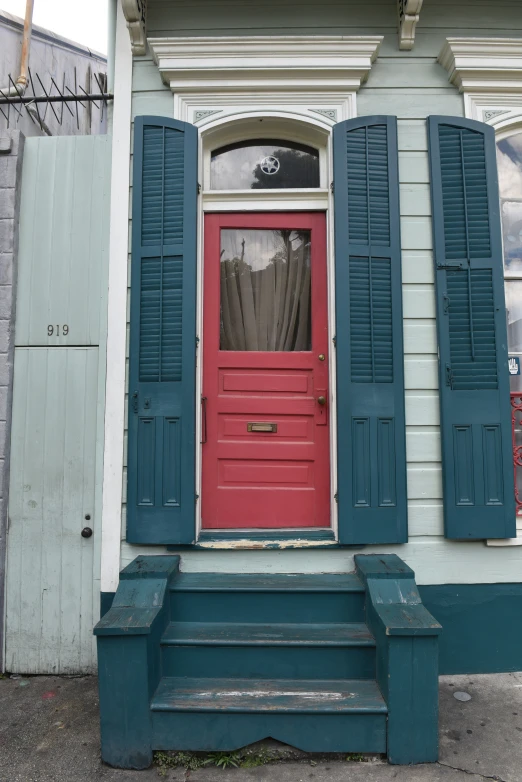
4, 135, 110, 673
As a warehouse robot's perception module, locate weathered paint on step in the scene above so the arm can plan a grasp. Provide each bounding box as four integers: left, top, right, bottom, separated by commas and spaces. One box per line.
162, 621, 375, 646
151, 676, 387, 713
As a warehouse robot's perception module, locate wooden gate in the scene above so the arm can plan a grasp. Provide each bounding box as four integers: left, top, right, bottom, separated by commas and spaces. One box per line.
4, 135, 110, 673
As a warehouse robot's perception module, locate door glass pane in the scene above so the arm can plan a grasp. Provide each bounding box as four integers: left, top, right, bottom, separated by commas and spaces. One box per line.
505, 280, 522, 391
211, 140, 320, 190
220, 229, 311, 351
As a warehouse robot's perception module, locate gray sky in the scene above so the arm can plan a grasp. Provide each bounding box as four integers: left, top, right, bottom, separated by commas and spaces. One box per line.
1, 0, 108, 54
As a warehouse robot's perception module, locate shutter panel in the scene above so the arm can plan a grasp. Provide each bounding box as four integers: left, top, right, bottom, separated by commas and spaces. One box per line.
427, 116, 515, 539
127, 116, 197, 544
333, 116, 407, 544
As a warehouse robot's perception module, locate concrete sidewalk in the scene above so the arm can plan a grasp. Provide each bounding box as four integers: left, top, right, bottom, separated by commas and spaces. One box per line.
1, 671, 521, 782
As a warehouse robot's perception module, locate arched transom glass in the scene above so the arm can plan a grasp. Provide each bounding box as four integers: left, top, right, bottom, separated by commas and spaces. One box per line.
210, 139, 320, 190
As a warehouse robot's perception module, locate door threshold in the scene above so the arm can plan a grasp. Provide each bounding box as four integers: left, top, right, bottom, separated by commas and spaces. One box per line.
195, 529, 337, 549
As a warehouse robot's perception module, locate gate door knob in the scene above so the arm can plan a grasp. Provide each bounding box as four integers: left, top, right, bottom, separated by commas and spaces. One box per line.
81, 527, 93, 538
317, 395, 326, 406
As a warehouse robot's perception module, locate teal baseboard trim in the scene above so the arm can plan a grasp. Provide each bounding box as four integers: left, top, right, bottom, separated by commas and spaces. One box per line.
355, 554, 441, 765
100, 591, 115, 618
419, 583, 522, 675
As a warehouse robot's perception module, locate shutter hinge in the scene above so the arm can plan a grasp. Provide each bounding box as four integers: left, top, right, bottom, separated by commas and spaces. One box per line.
197, 182, 201, 195
334, 492, 339, 503
196, 335, 200, 348
437, 261, 466, 270
131, 391, 139, 413
332, 335, 337, 348
195, 493, 199, 502
445, 364, 454, 389
443, 293, 450, 314
330, 181, 334, 194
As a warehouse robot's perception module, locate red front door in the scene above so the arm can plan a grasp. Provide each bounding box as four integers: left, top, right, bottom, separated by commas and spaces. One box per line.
202, 212, 330, 529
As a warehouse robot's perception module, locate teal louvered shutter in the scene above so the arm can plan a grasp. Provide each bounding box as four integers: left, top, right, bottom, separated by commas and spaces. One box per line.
428, 116, 515, 539
127, 116, 197, 544
333, 116, 407, 544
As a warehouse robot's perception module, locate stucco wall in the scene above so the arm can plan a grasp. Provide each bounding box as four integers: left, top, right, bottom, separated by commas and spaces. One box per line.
119, 0, 522, 584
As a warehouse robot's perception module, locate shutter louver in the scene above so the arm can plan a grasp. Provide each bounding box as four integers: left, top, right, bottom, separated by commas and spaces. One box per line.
428, 116, 515, 539
334, 116, 407, 544
127, 116, 197, 544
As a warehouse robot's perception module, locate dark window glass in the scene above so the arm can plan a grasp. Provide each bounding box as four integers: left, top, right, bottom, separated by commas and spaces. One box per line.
210, 139, 320, 190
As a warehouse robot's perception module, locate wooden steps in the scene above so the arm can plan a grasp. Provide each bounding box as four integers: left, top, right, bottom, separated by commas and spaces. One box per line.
152, 676, 387, 713
94, 555, 441, 767
150, 676, 387, 753
160, 620, 377, 679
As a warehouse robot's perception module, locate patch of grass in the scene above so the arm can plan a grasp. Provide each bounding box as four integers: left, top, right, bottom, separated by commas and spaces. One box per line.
240, 749, 272, 768
205, 751, 243, 769
346, 753, 365, 762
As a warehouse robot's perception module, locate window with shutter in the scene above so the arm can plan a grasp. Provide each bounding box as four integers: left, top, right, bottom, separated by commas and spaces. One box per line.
428, 116, 515, 539
333, 116, 408, 544
127, 116, 198, 544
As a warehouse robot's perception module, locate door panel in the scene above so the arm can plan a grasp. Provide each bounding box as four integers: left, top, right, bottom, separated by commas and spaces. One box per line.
202, 213, 330, 529
5, 348, 99, 673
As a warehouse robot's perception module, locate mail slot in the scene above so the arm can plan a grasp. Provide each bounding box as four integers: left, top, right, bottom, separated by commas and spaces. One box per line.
247, 422, 278, 433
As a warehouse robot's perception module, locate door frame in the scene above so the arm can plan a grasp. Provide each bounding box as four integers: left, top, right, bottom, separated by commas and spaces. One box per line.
196, 113, 338, 542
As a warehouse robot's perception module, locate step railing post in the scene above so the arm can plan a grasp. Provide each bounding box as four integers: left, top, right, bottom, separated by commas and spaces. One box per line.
355, 554, 442, 765
94, 555, 180, 768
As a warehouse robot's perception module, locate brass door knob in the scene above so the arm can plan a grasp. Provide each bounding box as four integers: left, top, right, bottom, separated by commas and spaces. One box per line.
317, 395, 326, 406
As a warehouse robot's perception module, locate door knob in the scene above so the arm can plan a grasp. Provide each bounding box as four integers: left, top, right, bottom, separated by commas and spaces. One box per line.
81, 527, 93, 538
317, 395, 326, 406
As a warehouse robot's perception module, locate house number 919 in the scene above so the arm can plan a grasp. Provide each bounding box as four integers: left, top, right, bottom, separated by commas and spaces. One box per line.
48, 325, 69, 336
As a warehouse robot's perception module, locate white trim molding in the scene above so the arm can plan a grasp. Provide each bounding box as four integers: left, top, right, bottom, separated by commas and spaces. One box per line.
398, 0, 423, 51
101, 3, 132, 592
148, 36, 381, 128
121, 0, 147, 56
438, 37, 522, 94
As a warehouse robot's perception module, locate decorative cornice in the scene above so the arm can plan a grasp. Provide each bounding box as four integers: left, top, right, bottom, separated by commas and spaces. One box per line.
121, 0, 147, 56
483, 108, 509, 123
148, 36, 383, 93
438, 37, 522, 93
398, 0, 423, 51
310, 108, 338, 122
193, 109, 223, 123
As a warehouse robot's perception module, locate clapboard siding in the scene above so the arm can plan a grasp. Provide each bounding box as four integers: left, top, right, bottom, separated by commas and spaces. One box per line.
119, 535, 522, 585
118, 0, 521, 580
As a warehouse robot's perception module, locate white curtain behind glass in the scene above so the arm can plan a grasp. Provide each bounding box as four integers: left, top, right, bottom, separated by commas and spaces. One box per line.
220, 229, 311, 351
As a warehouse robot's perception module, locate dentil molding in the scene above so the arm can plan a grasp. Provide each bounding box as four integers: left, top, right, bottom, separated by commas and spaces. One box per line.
398, 0, 423, 51
148, 36, 383, 93
438, 37, 522, 93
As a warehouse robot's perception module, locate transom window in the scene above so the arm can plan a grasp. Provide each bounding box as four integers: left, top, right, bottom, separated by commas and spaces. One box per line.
497, 131, 522, 391
210, 139, 320, 190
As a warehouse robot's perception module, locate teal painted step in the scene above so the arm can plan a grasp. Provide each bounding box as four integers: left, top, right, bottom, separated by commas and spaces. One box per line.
161, 621, 376, 679
169, 573, 366, 624
151, 676, 387, 753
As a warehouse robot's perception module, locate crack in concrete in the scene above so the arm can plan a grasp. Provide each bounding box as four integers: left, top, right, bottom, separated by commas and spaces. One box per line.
438, 759, 508, 782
